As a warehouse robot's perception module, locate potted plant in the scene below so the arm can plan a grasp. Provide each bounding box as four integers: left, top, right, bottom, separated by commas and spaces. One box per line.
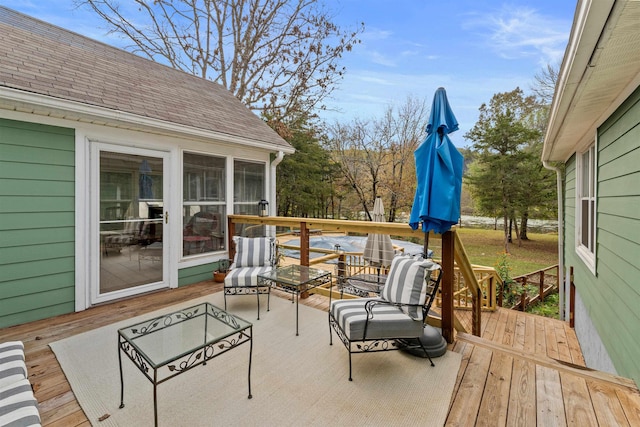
213, 259, 230, 283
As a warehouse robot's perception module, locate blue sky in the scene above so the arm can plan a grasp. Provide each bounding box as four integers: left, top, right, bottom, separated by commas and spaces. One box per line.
3, 0, 576, 147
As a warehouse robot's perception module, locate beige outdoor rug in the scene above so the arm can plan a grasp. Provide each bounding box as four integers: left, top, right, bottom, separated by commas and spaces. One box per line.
50, 292, 461, 426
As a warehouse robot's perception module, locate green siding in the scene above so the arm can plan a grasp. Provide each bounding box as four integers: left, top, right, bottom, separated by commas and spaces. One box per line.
0, 118, 75, 328
178, 262, 220, 287
564, 86, 640, 387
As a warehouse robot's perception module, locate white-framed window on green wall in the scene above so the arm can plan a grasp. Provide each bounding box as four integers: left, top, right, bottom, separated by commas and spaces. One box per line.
233, 160, 266, 237
233, 160, 265, 215
576, 143, 596, 273
182, 152, 226, 257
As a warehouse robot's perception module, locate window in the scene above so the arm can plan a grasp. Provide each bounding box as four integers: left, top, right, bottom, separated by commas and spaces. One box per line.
183, 153, 226, 256
576, 144, 596, 272
234, 160, 266, 237
234, 160, 265, 215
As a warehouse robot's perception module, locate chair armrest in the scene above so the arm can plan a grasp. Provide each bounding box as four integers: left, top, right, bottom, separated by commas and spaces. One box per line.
364, 299, 422, 319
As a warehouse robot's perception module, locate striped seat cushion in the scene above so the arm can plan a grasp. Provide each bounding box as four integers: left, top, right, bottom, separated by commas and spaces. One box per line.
0, 378, 41, 427
0, 342, 27, 389
330, 298, 423, 341
380, 256, 439, 321
224, 266, 272, 288
232, 236, 275, 268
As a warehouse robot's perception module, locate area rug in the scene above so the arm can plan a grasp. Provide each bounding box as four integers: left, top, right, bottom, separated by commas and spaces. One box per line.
50, 292, 461, 426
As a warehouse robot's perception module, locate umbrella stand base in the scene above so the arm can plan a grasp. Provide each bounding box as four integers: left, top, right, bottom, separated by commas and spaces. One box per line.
401, 325, 447, 358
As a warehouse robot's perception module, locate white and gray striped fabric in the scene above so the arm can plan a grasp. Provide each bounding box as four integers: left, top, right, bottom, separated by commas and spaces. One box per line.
224, 265, 272, 288
0, 342, 27, 389
0, 341, 41, 426
231, 236, 275, 268
380, 256, 440, 321
330, 298, 423, 341
0, 378, 41, 427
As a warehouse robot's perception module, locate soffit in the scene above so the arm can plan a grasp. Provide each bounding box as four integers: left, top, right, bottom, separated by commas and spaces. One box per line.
544, 0, 640, 162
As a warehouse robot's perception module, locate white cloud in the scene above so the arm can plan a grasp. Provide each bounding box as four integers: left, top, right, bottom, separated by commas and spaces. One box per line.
463, 6, 569, 66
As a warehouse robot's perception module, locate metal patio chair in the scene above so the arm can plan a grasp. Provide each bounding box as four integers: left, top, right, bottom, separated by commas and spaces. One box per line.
329, 256, 442, 381
223, 236, 277, 319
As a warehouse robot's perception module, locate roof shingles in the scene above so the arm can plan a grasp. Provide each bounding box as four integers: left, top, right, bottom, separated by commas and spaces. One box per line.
0, 6, 290, 150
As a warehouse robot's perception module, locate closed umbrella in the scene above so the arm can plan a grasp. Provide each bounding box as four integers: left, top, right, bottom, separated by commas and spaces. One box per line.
409, 87, 464, 254
363, 197, 395, 282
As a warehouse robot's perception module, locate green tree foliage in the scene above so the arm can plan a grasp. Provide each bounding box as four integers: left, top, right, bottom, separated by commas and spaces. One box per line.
464, 87, 550, 251
276, 125, 338, 217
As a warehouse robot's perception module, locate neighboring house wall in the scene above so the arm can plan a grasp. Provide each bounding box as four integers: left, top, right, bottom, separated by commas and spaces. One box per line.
564, 86, 640, 386
0, 118, 76, 328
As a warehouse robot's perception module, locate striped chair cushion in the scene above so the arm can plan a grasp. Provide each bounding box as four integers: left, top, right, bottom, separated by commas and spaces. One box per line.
330, 298, 423, 341
0, 378, 41, 427
0, 342, 27, 389
224, 266, 272, 288
232, 237, 275, 268
380, 256, 439, 321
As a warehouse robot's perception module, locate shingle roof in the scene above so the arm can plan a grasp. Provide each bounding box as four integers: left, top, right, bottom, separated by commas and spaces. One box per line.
0, 6, 291, 150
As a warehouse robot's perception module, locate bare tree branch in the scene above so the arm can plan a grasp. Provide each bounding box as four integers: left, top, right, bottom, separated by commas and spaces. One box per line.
76, 0, 363, 121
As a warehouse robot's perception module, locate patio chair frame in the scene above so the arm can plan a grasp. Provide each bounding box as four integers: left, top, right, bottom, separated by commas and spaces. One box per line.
223, 236, 277, 320
329, 264, 442, 381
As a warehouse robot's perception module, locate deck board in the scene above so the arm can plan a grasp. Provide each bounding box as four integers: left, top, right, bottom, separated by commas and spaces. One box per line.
507, 359, 537, 426
536, 365, 567, 426
475, 352, 512, 426
560, 373, 599, 426
1, 280, 639, 426
446, 346, 492, 426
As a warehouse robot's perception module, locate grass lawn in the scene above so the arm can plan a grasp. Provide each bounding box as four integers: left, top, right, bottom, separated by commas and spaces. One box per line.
444, 227, 558, 277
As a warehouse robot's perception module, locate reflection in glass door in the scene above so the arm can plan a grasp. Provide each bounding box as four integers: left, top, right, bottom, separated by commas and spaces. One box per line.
99, 151, 165, 294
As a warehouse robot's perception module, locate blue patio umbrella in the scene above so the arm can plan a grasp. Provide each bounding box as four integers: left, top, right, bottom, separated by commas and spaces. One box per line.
409, 87, 464, 254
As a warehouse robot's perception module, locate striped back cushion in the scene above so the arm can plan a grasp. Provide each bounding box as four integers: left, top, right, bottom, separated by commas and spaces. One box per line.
380, 256, 439, 321
232, 236, 275, 268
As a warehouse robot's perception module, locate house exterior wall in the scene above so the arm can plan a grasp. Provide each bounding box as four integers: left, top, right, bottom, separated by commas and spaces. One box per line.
0, 111, 276, 329
0, 118, 76, 328
564, 85, 640, 386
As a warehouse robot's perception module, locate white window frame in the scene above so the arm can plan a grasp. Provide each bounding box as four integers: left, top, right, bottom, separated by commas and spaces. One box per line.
575, 142, 597, 275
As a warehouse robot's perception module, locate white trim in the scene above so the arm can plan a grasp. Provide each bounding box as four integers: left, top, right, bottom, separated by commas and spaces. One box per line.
575, 140, 597, 275
74, 131, 89, 311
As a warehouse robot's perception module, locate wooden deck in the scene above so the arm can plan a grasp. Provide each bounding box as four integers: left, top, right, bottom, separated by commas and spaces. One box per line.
2, 280, 639, 426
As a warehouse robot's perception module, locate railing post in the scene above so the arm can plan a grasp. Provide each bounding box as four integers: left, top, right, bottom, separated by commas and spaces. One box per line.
442, 231, 455, 343
299, 222, 309, 267
539, 270, 545, 300
520, 289, 527, 311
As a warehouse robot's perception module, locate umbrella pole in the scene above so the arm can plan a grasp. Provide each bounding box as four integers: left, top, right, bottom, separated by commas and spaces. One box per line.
423, 231, 429, 258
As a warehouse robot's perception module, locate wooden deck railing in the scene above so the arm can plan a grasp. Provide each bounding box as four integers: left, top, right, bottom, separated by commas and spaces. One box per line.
506, 265, 559, 311
227, 215, 487, 342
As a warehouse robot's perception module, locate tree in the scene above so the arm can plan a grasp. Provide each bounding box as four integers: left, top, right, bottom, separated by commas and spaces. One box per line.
530, 63, 559, 104
324, 97, 428, 221
464, 88, 542, 252
77, 0, 363, 122
276, 123, 338, 217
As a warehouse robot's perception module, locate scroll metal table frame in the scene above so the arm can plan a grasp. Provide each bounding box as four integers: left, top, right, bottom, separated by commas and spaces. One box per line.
258, 265, 332, 336
117, 302, 253, 427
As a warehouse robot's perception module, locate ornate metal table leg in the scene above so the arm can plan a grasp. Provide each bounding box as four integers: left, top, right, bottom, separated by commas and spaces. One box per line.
247, 326, 253, 399
153, 370, 158, 427
295, 290, 299, 336
118, 336, 125, 409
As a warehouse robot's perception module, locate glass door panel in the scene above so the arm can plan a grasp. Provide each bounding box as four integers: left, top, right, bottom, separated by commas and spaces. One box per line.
99, 151, 164, 294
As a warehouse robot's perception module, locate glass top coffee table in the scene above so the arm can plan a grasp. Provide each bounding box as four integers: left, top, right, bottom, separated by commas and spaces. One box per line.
117, 302, 253, 427
258, 264, 332, 336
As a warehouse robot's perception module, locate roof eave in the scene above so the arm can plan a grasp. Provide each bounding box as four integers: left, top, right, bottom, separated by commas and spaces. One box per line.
0, 86, 295, 154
